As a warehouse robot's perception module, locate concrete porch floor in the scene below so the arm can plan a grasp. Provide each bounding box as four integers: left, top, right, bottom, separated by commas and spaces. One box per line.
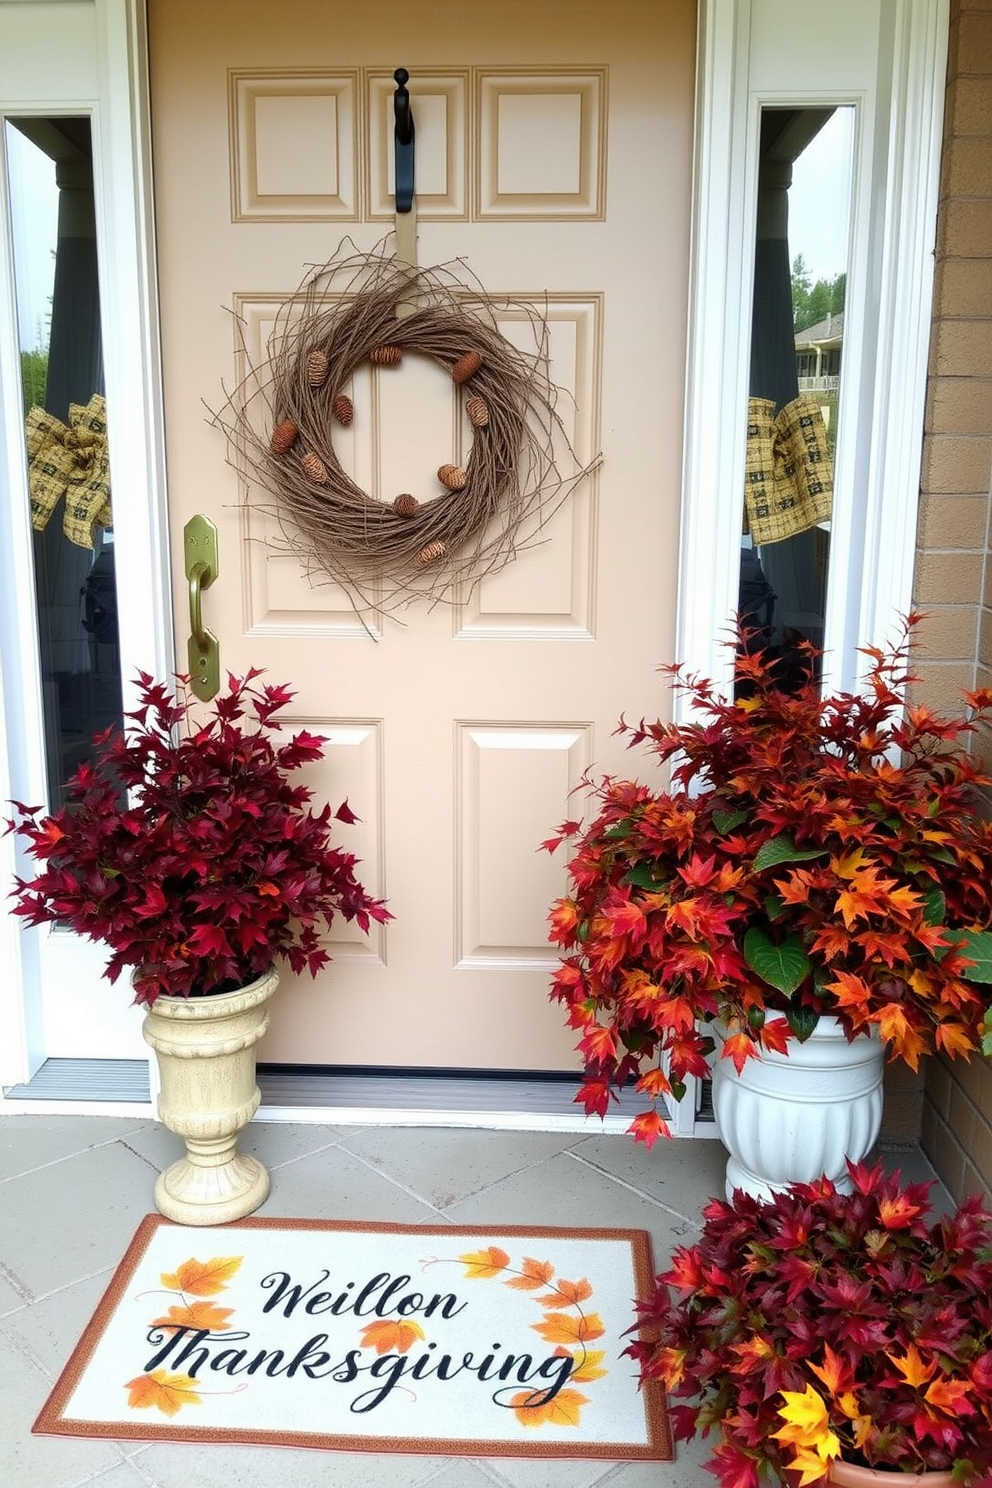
0, 1115, 949, 1488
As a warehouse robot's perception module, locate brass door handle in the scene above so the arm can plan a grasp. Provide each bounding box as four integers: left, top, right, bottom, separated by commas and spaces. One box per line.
188, 560, 211, 650
183, 516, 220, 700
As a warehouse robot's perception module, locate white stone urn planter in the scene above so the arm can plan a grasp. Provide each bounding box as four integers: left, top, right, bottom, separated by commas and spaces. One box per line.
710, 1013, 884, 1200
141, 968, 278, 1225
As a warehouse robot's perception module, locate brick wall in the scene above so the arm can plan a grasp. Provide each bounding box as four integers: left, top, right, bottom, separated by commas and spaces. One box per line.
918, 0, 992, 1202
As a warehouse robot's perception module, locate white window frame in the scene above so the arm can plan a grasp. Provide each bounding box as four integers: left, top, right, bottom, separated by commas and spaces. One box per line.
671, 0, 948, 1134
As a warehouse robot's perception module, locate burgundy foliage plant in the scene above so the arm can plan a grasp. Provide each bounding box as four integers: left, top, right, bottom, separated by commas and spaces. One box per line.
7, 671, 391, 1005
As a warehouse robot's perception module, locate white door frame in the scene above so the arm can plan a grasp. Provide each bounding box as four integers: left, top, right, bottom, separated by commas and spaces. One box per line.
0, 0, 171, 1090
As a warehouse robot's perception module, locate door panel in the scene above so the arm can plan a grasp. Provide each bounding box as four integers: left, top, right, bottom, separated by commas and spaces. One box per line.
148, 0, 693, 1070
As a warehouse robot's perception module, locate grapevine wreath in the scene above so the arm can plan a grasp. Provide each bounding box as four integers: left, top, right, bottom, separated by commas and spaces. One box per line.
215, 247, 598, 621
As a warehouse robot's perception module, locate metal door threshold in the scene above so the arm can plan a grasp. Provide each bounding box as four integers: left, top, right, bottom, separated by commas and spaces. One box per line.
4, 1058, 676, 1126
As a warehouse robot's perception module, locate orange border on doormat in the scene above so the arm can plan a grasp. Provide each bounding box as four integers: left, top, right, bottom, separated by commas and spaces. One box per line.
33, 1214, 672, 1461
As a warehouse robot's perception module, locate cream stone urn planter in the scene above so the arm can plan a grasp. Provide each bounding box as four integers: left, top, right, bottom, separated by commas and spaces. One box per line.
141, 968, 278, 1225
710, 1013, 884, 1200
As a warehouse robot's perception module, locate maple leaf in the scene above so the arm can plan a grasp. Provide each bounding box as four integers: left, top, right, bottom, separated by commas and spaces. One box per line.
510, 1385, 590, 1428
150, 1301, 234, 1333
935, 1020, 976, 1059
124, 1369, 201, 1416
772, 1386, 841, 1486
534, 1277, 593, 1308
459, 1246, 510, 1279
786, 1444, 835, 1488
555, 1346, 608, 1383
877, 1193, 925, 1230
505, 1257, 555, 1290
758, 1017, 792, 1056
630, 1109, 670, 1147
359, 1318, 426, 1355
807, 1343, 855, 1396
924, 1376, 975, 1416
531, 1310, 605, 1345
160, 1255, 243, 1296
871, 1006, 929, 1070
579, 1024, 618, 1066
601, 896, 645, 941
721, 1030, 760, 1073
185, 923, 233, 958
885, 1343, 936, 1389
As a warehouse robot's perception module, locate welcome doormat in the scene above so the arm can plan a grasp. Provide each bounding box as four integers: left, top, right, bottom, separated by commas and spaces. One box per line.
34, 1215, 671, 1461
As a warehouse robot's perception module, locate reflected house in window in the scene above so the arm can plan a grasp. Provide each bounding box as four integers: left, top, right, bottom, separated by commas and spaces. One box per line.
795, 310, 843, 395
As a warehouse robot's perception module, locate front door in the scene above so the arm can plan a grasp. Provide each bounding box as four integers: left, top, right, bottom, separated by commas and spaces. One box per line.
147, 0, 693, 1070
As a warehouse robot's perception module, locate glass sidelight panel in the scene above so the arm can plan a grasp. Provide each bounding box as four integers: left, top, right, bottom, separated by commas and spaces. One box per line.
738, 106, 855, 688
5, 116, 123, 809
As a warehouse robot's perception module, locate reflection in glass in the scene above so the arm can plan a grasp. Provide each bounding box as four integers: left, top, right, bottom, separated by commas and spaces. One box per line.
6, 117, 122, 809
739, 106, 854, 689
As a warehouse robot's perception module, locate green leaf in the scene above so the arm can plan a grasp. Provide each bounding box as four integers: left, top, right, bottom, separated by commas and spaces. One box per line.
785, 1006, 820, 1043
743, 928, 811, 996
603, 820, 633, 841
983, 1030, 992, 1059
712, 807, 748, 835
764, 891, 787, 922
947, 929, 992, 984
922, 886, 946, 928
622, 863, 661, 890
752, 835, 828, 873
669, 1078, 686, 1103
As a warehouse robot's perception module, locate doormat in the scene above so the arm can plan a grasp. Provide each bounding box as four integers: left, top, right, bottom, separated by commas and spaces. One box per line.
34, 1215, 671, 1461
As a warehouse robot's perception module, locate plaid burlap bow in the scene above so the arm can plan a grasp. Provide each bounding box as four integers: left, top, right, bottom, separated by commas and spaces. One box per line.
25, 393, 112, 549
743, 394, 833, 545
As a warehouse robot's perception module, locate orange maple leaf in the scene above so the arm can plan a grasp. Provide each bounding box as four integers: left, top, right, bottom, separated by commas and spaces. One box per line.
535, 1277, 593, 1308
532, 1310, 605, 1346
871, 1006, 929, 1071
160, 1256, 243, 1296
359, 1318, 426, 1355
925, 1377, 975, 1416
877, 1194, 925, 1230
505, 1257, 555, 1291
458, 1246, 510, 1279
758, 1017, 792, 1056
885, 1344, 936, 1389
721, 1030, 760, 1074
555, 1346, 608, 1383
935, 1021, 976, 1059
808, 1342, 856, 1396
630, 1109, 671, 1148
124, 1369, 201, 1416
150, 1301, 234, 1333
511, 1385, 590, 1428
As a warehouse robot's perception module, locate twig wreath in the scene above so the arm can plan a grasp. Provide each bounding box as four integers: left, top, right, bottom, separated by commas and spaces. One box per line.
213, 245, 598, 622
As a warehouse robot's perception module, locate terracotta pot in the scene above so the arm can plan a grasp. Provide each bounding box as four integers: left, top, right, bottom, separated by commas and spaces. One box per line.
141, 968, 278, 1225
828, 1458, 955, 1487
710, 1013, 884, 1200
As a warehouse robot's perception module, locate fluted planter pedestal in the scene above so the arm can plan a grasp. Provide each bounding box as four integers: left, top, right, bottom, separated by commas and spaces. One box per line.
141, 968, 278, 1226
710, 1013, 884, 1200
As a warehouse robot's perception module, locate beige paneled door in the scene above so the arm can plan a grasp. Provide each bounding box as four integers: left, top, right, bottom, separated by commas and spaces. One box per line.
147, 0, 693, 1070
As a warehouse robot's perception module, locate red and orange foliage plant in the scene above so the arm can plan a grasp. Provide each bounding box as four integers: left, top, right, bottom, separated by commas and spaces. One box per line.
545, 619, 992, 1144
628, 1161, 992, 1487
8, 671, 390, 1005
